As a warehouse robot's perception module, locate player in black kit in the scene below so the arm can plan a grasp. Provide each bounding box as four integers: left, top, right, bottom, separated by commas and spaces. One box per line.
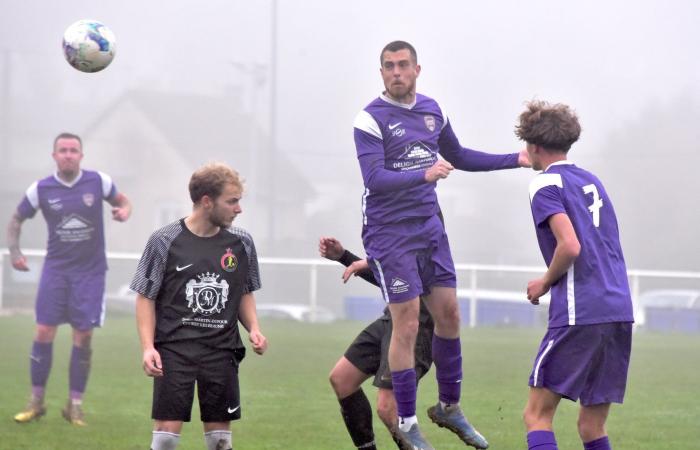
131, 163, 268, 450
320, 237, 433, 450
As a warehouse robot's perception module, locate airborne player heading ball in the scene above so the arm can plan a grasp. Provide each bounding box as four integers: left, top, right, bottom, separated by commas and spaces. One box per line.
353, 40, 530, 450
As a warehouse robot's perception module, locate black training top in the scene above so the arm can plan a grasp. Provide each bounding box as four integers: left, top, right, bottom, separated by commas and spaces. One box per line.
131, 219, 260, 351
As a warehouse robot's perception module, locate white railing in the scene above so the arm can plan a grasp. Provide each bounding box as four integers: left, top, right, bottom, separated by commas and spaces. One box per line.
453, 263, 700, 327
2, 249, 700, 326
0, 249, 339, 313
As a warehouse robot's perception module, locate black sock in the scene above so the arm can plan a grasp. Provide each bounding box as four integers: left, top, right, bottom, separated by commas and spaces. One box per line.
339, 388, 376, 450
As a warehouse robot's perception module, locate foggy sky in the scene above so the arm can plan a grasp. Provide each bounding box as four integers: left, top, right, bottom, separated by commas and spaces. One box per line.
1, 0, 699, 272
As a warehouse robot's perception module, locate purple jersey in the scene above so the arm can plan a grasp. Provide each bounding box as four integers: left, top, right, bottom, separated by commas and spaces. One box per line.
16, 170, 117, 273
354, 93, 519, 226
528, 161, 634, 327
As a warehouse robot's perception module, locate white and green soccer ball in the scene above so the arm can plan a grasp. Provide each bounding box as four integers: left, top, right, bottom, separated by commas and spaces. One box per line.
62, 19, 116, 73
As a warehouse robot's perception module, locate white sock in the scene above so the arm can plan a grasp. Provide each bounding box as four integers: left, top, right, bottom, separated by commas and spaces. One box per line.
204, 430, 232, 450
398, 415, 418, 432
151, 431, 180, 450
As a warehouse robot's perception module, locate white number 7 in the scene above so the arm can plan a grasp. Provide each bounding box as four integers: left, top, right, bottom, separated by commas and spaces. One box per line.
582, 184, 603, 227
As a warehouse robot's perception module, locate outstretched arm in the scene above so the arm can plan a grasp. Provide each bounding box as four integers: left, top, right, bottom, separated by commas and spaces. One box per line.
438, 121, 529, 171
6, 211, 28, 271
319, 236, 379, 287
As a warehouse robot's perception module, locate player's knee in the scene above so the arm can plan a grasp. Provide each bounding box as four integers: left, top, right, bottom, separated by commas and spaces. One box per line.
577, 416, 605, 442
523, 403, 552, 431
329, 369, 348, 397
394, 317, 419, 339
75, 334, 92, 348
328, 369, 340, 391
71, 327, 93, 348
35, 325, 57, 343
440, 304, 460, 327
522, 405, 533, 428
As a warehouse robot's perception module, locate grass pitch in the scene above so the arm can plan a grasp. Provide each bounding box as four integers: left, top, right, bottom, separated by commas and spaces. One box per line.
0, 312, 698, 449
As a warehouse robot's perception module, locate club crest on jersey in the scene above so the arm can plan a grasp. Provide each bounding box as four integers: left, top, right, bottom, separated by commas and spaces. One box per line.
82, 193, 95, 207
220, 248, 238, 273
185, 272, 229, 316
424, 115, 436, 132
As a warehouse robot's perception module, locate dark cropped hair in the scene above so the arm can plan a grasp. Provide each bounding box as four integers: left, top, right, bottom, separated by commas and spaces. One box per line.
53, 132, 82, 149
189, 162, 243, 203
380, 40, 418, 65
515, 100, 581, 152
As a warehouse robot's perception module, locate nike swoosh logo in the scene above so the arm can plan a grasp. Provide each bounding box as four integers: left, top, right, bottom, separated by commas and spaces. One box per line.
227, 406, 240, 414
48, 198, 60, 204
388, 122, 402, 130
30, 355, 41, 363
176, 264, 193, 271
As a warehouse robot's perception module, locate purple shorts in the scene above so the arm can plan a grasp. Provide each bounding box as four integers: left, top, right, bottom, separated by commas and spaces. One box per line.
529, 322, 632, 406
363, 215, 456, 303
35, 269, 106, 330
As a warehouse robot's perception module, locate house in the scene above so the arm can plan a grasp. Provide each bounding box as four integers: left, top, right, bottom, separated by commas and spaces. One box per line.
81, 88, 315, 255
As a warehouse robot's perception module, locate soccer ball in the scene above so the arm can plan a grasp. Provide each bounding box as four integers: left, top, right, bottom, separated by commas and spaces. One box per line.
62, 19, 116, 73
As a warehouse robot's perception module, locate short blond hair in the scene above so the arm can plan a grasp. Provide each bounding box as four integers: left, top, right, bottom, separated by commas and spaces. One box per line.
189, 162, 243, 203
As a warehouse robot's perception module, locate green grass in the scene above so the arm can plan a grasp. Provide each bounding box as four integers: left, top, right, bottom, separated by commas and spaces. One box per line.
1, 312, 699, 449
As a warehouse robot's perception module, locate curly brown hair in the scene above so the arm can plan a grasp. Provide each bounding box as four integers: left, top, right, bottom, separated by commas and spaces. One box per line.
189, 162, 243, 203
515, 100, 581, 152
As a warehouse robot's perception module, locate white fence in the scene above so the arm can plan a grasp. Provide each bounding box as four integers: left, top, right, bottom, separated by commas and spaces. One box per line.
2, 248, 700, 327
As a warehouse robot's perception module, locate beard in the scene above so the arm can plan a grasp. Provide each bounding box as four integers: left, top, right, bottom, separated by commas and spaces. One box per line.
209, 209, 234, 229
386, 80, 415, 102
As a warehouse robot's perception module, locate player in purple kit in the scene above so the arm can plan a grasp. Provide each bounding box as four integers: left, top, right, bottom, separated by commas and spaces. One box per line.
8, 132, 132, 425
516, 101, 634, 450
353, 40, 530, 450
132, 163, 267, 450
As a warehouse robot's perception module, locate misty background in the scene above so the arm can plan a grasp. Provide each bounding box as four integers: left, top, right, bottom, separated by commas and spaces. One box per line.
1, 0, 698, 313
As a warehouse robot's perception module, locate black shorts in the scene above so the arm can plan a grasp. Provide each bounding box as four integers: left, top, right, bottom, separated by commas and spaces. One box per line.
152, 343, 244, 423
344, 316, 433, 389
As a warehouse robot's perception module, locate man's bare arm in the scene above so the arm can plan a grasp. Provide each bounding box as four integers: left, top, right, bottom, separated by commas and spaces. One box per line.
6, 212, 28, 271
108, 192, 132, 222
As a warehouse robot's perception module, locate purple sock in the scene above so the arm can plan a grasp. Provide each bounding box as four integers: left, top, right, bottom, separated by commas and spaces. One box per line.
30, 341, 53, 396
527, 430, 558, 450
584, 436, 611, 450
32, 386, 46, 400
391, 368, 417, 418
69, 345, 92, 399
432, 335, 462, 404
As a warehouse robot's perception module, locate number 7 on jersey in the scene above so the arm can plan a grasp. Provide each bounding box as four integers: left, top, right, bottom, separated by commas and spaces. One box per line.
583, 184, 603, 227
